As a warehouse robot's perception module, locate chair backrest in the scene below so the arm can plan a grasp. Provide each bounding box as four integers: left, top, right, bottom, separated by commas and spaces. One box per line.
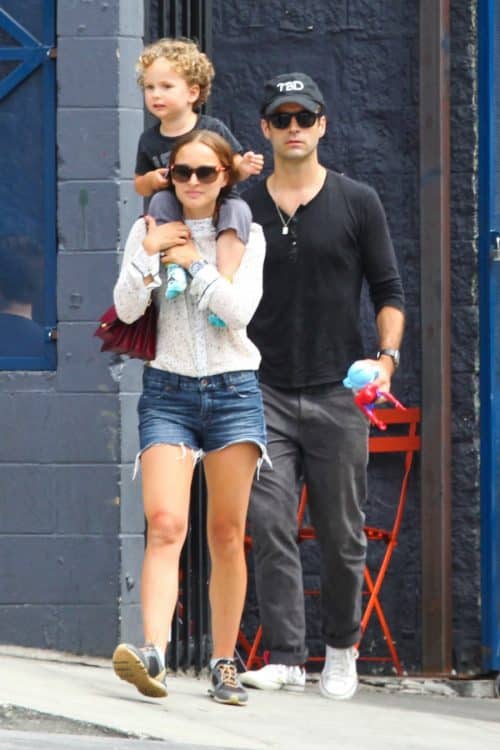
368, 406, 421, 454
367, 406, 421, 537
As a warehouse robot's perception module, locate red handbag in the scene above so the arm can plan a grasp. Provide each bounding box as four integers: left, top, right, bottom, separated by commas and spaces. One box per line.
94, 300, 157, 360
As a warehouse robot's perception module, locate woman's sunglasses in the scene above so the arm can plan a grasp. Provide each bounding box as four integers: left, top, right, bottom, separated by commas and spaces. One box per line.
170, 164, 227, 184
266, 110, 321, 129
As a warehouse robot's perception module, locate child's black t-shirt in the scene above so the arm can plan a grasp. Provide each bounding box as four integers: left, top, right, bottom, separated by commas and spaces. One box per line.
135, 115, 243, 175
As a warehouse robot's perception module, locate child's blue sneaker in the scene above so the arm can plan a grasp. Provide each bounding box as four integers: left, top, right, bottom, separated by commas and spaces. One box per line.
208, 313, 227, 328
165, 264, 188, 300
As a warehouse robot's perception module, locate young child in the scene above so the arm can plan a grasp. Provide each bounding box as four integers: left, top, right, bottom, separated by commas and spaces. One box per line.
135, 38, 263, 325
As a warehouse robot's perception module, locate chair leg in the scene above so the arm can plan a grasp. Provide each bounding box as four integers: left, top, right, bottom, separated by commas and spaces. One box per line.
245, 625, 264, 670
361, 566, 403, 675
236, 629, 254, 663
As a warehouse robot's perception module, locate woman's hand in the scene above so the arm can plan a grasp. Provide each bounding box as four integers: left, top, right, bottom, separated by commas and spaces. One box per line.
142, 215, 191, 256
160, 239, 202, 269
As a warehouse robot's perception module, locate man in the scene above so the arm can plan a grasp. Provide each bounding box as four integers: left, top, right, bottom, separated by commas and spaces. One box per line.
240, 73, 405, 700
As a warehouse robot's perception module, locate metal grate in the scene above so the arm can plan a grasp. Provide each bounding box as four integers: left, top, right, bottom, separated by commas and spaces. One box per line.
144, 0, 214, 674
145, 0, 212, 60
167, 466, 211, 672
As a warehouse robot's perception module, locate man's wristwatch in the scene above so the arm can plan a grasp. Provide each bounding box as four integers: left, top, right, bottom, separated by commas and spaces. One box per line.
188, 259, 208, 278
376, 348, 400, 370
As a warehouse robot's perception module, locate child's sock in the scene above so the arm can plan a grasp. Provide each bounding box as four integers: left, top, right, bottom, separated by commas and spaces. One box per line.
165, 263, 188, 300
208, 312, 227, 328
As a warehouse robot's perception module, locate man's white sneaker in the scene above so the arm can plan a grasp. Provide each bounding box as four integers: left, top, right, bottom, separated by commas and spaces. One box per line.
319, 645, 359, 700
240, 664, 306, 691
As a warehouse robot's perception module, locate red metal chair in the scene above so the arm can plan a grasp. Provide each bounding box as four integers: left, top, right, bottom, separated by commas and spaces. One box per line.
237, 406, 421, 674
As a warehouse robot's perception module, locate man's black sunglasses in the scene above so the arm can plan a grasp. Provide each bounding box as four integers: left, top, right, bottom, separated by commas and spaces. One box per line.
266, 110, 321, 129
170, 164, 227, 184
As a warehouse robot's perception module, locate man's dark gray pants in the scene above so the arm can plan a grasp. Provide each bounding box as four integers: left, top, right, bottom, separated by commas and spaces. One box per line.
249, 382, 369, 666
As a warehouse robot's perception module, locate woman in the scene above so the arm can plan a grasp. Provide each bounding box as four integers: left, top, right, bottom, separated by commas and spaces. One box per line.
111, 130, 267, 706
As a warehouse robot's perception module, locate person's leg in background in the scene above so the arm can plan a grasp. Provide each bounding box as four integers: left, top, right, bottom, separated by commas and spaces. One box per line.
302, 384, 368, 700
240, 384, 307, 692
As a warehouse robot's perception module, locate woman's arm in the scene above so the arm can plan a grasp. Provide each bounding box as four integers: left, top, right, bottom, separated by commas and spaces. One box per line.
113, 218, 160, 323
114, 217, 195, 323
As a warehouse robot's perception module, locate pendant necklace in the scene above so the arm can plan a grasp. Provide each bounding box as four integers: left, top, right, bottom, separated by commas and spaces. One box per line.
274, 202, 298, 235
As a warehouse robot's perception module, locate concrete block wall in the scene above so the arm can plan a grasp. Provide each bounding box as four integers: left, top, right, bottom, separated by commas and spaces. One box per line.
0, 0, 145, 656
212, 0, 480, 672
449, 1, 481, 672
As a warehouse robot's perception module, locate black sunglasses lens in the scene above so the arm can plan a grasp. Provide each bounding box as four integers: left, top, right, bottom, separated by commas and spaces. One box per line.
269, 113, 292, 129
171, 165, 191, 182
171, 165, 219, 183
269, 111, 318, 129
296, 111, 318, 127
196, 167, 218, 183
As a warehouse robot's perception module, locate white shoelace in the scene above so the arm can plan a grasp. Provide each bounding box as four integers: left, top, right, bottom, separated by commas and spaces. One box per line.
325, 648, 356, 677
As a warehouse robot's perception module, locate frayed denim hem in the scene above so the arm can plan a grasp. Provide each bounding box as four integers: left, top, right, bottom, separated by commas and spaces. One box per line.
132, 442, 203, 479
205, 440, 272, 479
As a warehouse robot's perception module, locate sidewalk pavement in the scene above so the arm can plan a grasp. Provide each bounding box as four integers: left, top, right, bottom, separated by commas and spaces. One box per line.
0, 646, 499, 750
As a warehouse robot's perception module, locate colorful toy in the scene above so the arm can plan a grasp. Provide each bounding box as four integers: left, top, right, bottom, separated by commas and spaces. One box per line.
343, 361, 379, 389
343, 360, 405, 430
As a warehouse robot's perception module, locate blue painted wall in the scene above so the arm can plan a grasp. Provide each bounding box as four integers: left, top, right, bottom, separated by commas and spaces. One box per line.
0, 0, 145, 656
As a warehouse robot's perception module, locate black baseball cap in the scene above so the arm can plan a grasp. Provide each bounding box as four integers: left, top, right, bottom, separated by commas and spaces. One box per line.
260, 72, 325, 116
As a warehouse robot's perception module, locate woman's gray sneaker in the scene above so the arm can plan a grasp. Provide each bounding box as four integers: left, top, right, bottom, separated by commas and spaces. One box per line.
112, 643, 167, 698
208, 659, 248, 705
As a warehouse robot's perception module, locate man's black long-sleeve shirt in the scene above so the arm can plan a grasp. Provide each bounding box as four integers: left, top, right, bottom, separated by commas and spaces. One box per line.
243, 170, 405, 389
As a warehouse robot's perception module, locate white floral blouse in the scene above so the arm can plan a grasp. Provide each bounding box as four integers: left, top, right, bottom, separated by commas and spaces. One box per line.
113, 216, 266, 377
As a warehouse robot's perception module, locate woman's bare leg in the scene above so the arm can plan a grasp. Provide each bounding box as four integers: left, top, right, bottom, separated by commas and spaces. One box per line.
140, 444, 195, 652
203, 442, 259, 659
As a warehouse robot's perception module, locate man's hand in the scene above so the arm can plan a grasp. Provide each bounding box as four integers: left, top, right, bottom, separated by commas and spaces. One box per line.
355, 357, 394, 399
372, 356, 394, 398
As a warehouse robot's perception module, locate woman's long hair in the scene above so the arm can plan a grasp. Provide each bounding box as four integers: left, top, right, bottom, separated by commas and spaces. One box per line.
168, 129, 238, 223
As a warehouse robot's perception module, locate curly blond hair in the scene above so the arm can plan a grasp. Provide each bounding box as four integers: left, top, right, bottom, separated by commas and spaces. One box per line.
136, 37, 214, 109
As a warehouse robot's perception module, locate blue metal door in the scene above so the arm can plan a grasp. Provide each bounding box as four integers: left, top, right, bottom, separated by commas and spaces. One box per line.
0, 0, 56, 370
479, 0, 500, 674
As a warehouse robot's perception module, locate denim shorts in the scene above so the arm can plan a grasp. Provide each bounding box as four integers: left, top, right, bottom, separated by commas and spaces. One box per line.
137, 366, 268, 464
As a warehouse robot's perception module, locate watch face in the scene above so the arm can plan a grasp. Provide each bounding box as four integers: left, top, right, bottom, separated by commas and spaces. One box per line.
378, 349, 400, 367
190, 261, 205, 275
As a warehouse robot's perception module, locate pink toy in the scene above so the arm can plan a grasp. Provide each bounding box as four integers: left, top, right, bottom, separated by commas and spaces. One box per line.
353, 383, 405, 430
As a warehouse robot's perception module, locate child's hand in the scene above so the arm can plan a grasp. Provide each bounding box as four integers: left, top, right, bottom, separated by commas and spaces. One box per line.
149, 168, 169, 192
239, 151, 264, 178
